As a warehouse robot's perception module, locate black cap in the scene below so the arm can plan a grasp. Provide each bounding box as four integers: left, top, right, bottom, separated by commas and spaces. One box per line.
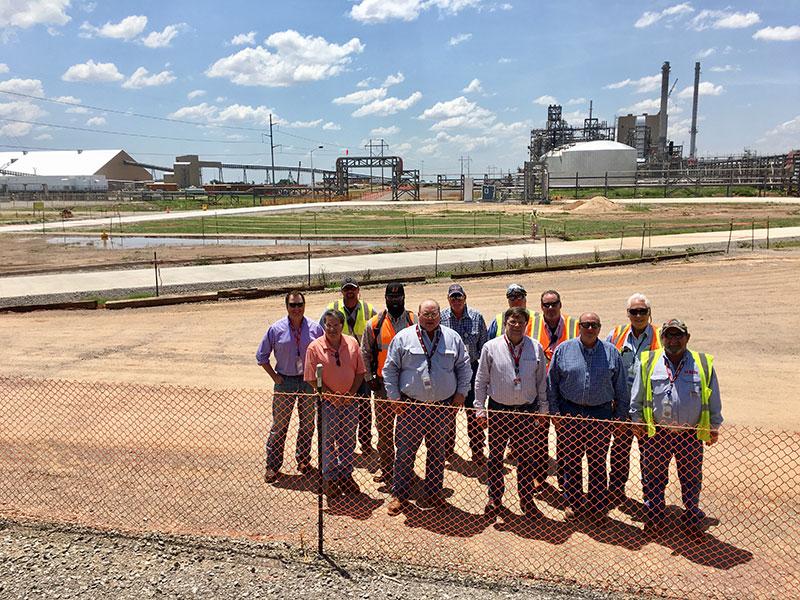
506, 283, 527, 298
385, 282, 405, 296
340, 276, 359, 290
447, 284, 465, 297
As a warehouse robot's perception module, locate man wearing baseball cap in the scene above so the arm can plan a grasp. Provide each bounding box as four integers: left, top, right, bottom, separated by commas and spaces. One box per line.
440, 284, 489, 464
630, 318, 723, 537
323, 277, 377, 455
487, 284, 535, 338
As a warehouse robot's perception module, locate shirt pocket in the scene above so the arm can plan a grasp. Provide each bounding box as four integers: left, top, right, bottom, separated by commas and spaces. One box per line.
438, 348, 457, 370
651, 374, 671, 399
690, 373, 703, 401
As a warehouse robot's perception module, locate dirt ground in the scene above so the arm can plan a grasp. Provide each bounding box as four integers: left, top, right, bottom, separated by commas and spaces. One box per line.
2, 250, 798, 429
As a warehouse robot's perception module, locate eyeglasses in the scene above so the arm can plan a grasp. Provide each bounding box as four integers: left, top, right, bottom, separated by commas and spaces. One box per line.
507, 295, 525, 301
541, 301, 560, 309
579, 322, 601, 330
663, 330, 687, 339
449, 294, 465, 300
334, 351, 341, 367
627, 308, 650, 316
287, 302, 305, 308
419, 312, 440, 319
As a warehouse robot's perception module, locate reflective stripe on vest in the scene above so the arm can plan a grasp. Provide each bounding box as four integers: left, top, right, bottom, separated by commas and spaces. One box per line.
328, 299, 373, 338
530, 312, 579, 366
610, 323, 662, 352
640, 349, 713, 441
373, 311, 415, 374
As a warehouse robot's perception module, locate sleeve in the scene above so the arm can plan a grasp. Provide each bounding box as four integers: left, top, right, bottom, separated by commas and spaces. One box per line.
487, 317, 498, 340
611, 348, 630, 420
629, 358, 645, 423
309, 322, 324, 340
708, 366, 723, 429
476, 313, 489, 356
303, 344, 318, 385
534, 343, 548, 414
546, 347, 562, 414
255, 326, 273, 365
381, 335, 403, 401
454, 336, 473, 396
473, 345, 491, 417
361, 322, 377, 379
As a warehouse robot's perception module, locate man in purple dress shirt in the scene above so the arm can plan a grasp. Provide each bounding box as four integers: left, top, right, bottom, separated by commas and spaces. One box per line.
256, 291, 324, 483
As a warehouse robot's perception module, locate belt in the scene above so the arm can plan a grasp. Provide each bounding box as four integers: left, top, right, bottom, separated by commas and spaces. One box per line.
277, 372, 304, 378
400, 393, 454, 404
562, 399, 613, 409
487, 398, 538, 413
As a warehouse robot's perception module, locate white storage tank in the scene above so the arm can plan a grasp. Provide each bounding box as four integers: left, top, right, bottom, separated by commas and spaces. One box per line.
544, 140, 637, 186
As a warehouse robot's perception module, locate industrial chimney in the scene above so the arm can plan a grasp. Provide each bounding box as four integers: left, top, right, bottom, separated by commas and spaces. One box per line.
689, 61, 700, 158
658, 61, 670, 158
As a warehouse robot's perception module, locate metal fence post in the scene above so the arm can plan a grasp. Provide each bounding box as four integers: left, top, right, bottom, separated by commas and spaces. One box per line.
574, 172, 579, 199
604, 171, 608, 197
727, 219, 733, 254
307, 244, 311, 287
767, 217, 770, 249
640, 223, 646, 258
544, 228, 549, 268
751, 219, 755, 251
154, 251, 159, 297
315, 364, 325, 556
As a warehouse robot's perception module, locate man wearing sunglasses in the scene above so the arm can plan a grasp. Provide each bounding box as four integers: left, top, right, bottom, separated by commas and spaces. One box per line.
382, 299, 472, 516
323, 277, 377, 456
547, 312, 628, 520
630, 319, 722, 537
440, 284, 489, 465
305, 309, 366, 501
256, 291, 323, 484
606, 293, 662, 507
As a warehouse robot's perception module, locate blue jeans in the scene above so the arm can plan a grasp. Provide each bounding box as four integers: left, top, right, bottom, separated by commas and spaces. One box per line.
392, 399, 455, 500
640, 428, 705, 524
319, 400, 358, 481
558, 401, 613, 511
266, 375, 315, 471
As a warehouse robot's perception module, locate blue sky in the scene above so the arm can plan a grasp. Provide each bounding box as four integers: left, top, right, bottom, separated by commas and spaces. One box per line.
0, 0, 798, 179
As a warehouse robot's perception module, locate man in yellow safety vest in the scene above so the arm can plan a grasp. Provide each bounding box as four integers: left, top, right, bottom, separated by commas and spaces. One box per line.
631, 318, 722, 537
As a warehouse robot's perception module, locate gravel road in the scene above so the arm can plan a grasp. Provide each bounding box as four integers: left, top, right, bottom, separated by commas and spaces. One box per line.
0, 519, 632, 599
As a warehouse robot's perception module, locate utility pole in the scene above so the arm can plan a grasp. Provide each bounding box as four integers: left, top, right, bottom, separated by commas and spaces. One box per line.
365, 138, 389, 193
459, 156, 472, 178
269, 114, 276, 185
310, 145, 323, 195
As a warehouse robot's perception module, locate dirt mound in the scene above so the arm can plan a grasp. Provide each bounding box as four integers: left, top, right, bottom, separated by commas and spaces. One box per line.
569, 196, 620, 214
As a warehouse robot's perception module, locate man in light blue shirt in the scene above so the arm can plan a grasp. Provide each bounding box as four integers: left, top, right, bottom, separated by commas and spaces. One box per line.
547, 312, 628, 519
382, 299, 472, 516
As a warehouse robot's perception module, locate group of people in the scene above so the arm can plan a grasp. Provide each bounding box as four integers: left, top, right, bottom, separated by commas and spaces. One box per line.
256, 278, 722, 536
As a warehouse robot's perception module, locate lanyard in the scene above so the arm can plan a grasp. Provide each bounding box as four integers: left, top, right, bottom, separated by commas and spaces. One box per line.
415, 325, 441, 369
630, 327, 650, 356
504, 335, 524, 375
289, 321, 303, 357
664, 354, 686, 398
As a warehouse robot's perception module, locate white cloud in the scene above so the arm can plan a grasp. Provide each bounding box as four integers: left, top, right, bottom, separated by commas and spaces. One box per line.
206, 30, 364, 87
351, 91, 422, 117
350, 0, 479, 24
86, 116, 106, 126
604, 74, 661, 93
216, 103, 275, 124
566, 97, 586, 106
449, 32, 472, 46
187, 89, 206, 99
52, 95, 88, 113
332, 87, 387, 105
33, 133, 52, 140
80, 15, 148, 40
322, 121, 341, 131
765, 115, 800, 137
618, 97, 682, 115
168, 102, 219, 121
0, 99, 46, 136
286, 118, 323, 128
356, 77, 375, 88
141, 23, 185, 48
533, 95, 557, 106
394, 142, 411, 153
0, 63, 8, 74
462, 78, 482, 93
709, 64, 740, 73
677, 81, 724, 98
230, 31, 256, 45
634, 3, 693, 28
0, 0, 70, 29
62, 59, 124, 82
497, 57, 512, 64
0, 77, 44, 97
696, 47, 716, 59
753, 25, 800, 42
122, 67, 176, 89
690, 10, 760, 31
420, 95, 494, 130
371, 125, 400, 136
382, 72, 404, 86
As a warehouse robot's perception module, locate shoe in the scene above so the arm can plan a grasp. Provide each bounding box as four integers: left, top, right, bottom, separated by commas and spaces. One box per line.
264, 467, 279, 484
386, 497, 406, 516
340, 476, 360, 495
373, 470, 392, 483
484, 499, 502, 515
417, 494, 448, 510
323, 479, 341, 500
297, 462, 312, 475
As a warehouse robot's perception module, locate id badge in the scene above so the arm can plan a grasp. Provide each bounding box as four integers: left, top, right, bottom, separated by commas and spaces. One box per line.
663, 390, 673, 419
295, 357, 304, 375
422, 372, 433, 390
513, 377, 522, 391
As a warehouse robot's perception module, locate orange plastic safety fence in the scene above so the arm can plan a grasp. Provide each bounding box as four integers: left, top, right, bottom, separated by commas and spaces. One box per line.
1, 376, 797, 599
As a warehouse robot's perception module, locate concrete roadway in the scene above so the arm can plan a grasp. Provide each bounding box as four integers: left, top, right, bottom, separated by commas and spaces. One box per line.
2, 225, 798, 300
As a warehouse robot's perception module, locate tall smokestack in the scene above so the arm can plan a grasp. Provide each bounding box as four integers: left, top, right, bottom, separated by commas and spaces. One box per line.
658, 61, 670, 157
689, 61, 701, 158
